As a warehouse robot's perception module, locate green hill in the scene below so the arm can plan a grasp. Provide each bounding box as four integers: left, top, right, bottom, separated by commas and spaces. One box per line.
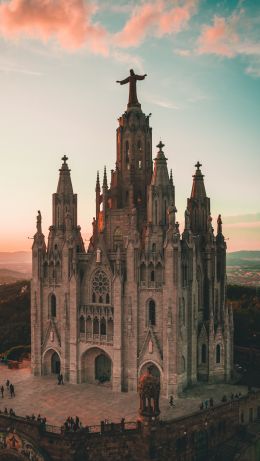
0, 280, 30, 354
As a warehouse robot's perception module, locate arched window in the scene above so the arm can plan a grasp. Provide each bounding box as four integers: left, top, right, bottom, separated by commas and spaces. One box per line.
106, 293, 110, 304
100, 317, 106, 335
151, 270, 155, 282
148, 300, 156, 326
92, 270, 110, 305
79, 315, 85, 333
140, 263, 146, 282
50, 294, 56, 318
93, 317, 99, 335
201, 344, 207, 364
113, 227, 123, 251
216, 344, 221, 363
86, 316, 92, 334
107, 318, 113, 337
152, 243, 156, 253
156, 263, 162, 284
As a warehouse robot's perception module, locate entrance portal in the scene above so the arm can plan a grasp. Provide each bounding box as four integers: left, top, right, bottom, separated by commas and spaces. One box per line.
42, 349, 61, 375
140, 362, 161, 380
51, 352, 60, 374
95, 354, 111, 382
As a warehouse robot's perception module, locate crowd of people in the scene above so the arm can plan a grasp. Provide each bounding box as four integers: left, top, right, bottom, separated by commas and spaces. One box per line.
62, 416, 83, 432
0, 379, 15, 399
199, 392, 243, 410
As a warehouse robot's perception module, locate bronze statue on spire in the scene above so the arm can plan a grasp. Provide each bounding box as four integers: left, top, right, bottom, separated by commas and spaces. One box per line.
116, 69, 147, 107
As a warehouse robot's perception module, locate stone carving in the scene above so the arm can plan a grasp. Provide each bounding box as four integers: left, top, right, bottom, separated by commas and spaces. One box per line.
0, 431, 45, 461
217, 214, 222, 234
36, 210, 42, 233
184, 208, 190, 230
138, 367, 160, 418
116, 69, 147, 107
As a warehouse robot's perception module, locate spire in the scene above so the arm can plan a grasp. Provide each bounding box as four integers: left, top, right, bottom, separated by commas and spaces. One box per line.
170, 169, 173, 185
96, 171, 100, 192
190, 161, 207, 199
56, 155, 73, 195
103, 166, 108, 189
151, 141, 170, 186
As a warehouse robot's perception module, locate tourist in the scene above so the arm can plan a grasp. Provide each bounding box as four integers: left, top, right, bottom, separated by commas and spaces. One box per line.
0, 385, 4, 398
169, 395, 175, 407
60, 373, 64, 385
209, 397, 214, 407
10, 383, 15, 398
205, 400, 208, 409
120, 418, 125, 431
6, 379, 9, 389
4, 407, 8, 414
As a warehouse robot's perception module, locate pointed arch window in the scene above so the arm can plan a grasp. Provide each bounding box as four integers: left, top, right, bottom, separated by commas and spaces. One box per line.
125, 141, 129, 168
113, 227, 123, 251
100, 317, 106, 335
93, 317, 99, 335
216, 344, 221, 364
50, 294, 56, 318
148, 300, 156, 326
79, 315, 85, 333
201, 344, 207, 364
140, 263, 146, 283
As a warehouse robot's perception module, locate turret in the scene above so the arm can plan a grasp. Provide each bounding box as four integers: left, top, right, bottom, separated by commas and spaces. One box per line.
147, 141, 175, 227
52, 156, 77, 232
187, 162, 210, 235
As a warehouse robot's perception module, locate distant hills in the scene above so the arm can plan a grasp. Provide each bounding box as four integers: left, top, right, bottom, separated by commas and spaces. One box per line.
226, 251, 260, 267
0, 251, 31, 283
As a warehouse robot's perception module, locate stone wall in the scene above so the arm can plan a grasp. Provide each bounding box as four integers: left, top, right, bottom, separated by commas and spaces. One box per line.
0, 392, 259, 461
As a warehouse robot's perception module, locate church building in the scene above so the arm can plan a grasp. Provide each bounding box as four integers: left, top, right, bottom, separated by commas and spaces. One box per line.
31, 70, 233, 396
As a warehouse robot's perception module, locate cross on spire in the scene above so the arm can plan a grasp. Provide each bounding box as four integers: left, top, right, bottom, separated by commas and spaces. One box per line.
62, 155, 68, 164
195, 161, 202, 170
157, 140, 165, 152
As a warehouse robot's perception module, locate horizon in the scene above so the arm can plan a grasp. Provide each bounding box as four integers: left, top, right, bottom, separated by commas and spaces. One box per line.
0, 0, 259, 252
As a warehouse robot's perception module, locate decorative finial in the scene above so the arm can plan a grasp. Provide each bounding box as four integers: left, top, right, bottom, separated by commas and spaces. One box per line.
157, 140, 165, 152
195, 161, 202, 170
62, 155, 68, 164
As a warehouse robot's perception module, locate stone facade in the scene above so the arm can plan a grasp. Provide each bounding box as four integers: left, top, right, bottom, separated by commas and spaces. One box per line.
31, 76, 233, 396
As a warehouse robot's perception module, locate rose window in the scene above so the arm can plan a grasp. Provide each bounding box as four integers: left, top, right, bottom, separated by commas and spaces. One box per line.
92, 270, 110, 304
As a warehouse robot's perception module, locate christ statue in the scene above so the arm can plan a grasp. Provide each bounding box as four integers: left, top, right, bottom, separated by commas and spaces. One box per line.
116, 69, 147, 107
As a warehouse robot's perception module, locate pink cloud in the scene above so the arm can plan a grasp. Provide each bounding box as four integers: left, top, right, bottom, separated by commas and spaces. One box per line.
0, 0, 109, 55
114, 0, 198, 48
197, 15, 239, 57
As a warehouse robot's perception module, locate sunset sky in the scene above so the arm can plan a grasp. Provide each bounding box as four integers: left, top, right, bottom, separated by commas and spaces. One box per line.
0, 0, 259, 252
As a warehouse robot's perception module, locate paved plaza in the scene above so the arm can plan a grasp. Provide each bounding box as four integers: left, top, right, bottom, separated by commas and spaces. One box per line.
0, 364, 248, 428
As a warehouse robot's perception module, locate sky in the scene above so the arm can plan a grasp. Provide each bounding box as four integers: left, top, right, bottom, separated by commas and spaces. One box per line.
0, 0, 259, 253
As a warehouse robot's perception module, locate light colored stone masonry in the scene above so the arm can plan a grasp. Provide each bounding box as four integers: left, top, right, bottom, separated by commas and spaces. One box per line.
31, 95, 233, 397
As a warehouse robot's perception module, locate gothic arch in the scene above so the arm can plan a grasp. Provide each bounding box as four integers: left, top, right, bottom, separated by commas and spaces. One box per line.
81, 347, 113, 384
216, 344, 221, 364
42, 348, 61, 375
113, 227, 123, 250
138, 360, 163, 384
